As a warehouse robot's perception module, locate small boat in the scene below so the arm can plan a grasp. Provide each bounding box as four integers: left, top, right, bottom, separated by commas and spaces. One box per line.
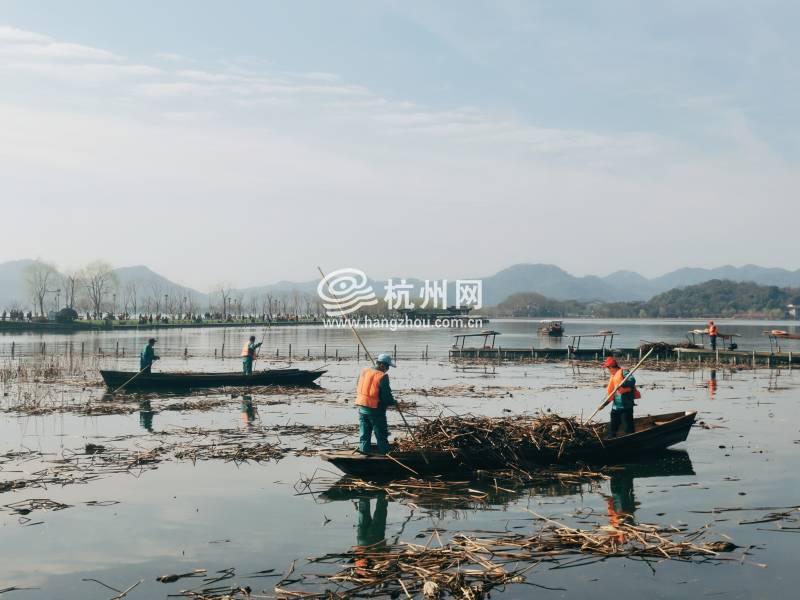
321, 411, 697, 479
100, 367, 326, 391
538, 320, 564, 337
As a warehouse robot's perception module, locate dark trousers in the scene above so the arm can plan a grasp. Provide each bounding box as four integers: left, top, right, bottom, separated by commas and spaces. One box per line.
710, 335, 717, 350
358, 410, 390, 454
141, 364, 152, 374
608, 408, 634, 437
242, 357, 253, 375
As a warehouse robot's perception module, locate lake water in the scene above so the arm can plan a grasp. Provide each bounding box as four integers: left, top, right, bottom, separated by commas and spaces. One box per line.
1, 323, 799, 599
1, 318, 799, 361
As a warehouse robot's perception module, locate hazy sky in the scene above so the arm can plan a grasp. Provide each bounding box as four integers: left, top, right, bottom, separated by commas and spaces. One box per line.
1, 1, 798, 290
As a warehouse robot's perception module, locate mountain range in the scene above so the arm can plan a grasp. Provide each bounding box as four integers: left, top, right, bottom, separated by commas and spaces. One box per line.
1, 259, 799, 311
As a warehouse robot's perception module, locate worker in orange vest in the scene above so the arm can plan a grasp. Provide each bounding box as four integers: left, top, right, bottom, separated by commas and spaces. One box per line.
602, 356, 640, 437
240, 335, 262, 375
707, 320, 718, 350
355, 353, 397, 454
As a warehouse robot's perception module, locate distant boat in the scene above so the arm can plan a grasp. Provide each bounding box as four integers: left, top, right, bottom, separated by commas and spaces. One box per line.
100, 368, 326, 391
538, 320, 564, 337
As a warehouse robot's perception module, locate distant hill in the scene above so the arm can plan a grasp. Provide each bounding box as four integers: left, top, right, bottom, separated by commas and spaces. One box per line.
493, 280, 800, 319
0, 259, 35, 309
2, 259, 800, 312
643, 279, 800, 318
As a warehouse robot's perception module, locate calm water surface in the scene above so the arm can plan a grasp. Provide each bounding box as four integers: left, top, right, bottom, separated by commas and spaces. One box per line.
0, 325, 799, 599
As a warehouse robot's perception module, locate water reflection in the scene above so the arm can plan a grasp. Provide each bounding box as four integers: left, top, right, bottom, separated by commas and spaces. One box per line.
708, 369, 718, 398
240, 395, 258, 426
320, 450, 694, 515
139, 399, 154, 432
353, 494, 389, 573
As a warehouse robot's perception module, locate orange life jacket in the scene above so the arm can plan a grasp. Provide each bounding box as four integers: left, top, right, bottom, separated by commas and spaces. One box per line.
241, 343, 254, 358
708, 324, 718, 336
356, 367, 386, 409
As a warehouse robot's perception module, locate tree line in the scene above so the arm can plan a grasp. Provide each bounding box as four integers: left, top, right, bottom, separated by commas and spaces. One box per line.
491, 280, 800, 319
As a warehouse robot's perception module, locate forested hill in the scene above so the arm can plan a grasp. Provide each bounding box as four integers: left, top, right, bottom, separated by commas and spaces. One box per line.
493, 280, 800, 319
642, 280, 800, 318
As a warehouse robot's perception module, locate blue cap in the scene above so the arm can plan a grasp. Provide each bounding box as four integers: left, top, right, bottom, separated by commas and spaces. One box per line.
376, 353, 396, 367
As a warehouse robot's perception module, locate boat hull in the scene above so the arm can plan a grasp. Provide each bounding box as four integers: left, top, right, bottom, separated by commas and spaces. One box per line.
100, 368, 326, 390
321, 411, 697, 479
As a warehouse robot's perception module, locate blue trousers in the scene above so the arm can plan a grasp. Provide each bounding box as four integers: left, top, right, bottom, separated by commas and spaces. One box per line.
242, 357, 253, 375
608, 408, 634, 437
358, 410, 390, 454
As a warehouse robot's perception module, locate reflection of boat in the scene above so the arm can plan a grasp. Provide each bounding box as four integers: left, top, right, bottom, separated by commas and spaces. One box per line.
99, 368, 326, 390
317, 450, 694, 509
538, 320, 564, 337
321, 411, 697, 479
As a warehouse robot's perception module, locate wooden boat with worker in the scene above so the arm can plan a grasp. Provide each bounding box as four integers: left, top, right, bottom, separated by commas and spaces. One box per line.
100, 367, 326, 391
321, 411, 697, 479
537, 320, 564, 337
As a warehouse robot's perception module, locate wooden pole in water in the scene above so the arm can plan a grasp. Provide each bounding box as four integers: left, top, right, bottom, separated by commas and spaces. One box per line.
11, 342, 14, 358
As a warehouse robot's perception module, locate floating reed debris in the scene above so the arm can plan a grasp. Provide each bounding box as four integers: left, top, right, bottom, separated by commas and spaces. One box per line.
394, 414, 602, 466
298, 469, 608, 511
276, 512, 740, 599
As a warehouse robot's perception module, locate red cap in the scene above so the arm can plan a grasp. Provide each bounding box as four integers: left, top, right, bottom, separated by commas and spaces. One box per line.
603, 357, 618, 368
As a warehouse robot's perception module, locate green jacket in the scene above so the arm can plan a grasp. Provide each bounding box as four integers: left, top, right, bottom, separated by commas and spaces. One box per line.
140, 345, 158, 369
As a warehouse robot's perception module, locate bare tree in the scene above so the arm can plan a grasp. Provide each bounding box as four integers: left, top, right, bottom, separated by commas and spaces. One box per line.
61, 270, 83, 310
25, 260, 57, 316
123, 280, 140, 314
83, 261, 117, 317
148, 280, 164, 314
212, 283, 234, 318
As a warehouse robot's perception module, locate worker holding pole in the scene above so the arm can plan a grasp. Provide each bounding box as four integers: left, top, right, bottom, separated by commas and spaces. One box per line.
602, 356, 641, 437
140, 338, 160, 374
355, 353, 398, 454
241, 335, 262, 375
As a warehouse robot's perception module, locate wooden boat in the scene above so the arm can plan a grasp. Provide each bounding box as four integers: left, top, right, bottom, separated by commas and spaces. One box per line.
538, 320, 564, 337
321, 411, 697, 479
100, 367, 326, 391
318, 450, 695, 506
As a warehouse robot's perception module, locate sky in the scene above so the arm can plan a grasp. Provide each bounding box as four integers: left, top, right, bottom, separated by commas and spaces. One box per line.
1, 0, 798, 290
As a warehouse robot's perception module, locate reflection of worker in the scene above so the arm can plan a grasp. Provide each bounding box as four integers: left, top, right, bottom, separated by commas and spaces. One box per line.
355, 354, 397, 454
241, 335, 262, 375
707, 320, 718, 351
241, 395, 257, 426
139, 399, 154, 432
140, 338, 160, 374
604, 471, 636, 543
708, 369, 717, 398
353, 495, 388, 574
602, 357, 641, 437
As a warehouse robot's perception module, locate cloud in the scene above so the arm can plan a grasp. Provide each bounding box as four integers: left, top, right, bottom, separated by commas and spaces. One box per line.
0, 25, 120, 61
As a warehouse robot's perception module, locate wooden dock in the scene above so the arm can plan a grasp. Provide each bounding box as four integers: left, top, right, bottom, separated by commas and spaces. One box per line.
449, 346, 799, 366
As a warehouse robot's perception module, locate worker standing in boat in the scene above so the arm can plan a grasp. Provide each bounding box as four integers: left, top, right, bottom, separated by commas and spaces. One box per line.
602, 357, 640, 437
355, 353, 397, 454
139, 338, 160, 374
241, 335, 262, 375
707, 320, 718, 350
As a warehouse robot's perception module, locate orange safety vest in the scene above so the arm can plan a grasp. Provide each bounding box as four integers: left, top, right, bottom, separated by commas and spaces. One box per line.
607, 369, 633, 397
708, 324, 718, 336
241, 343, 255, 358
356, 368, 386, 409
